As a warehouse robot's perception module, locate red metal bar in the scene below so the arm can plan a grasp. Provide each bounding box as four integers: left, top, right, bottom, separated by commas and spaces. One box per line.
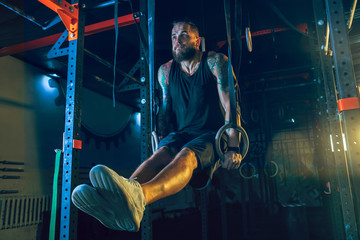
85, 14, 137, 36
249, 23, 308, 38
216, 23, 308, 49
0, 14, 139, 57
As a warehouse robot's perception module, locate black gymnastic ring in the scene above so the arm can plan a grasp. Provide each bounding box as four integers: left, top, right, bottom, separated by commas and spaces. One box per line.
239, 162, 256, 179
215, 123, 249, 162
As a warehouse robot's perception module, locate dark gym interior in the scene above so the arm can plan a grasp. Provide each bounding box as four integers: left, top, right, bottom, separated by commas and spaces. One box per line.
1, 0, 360, 239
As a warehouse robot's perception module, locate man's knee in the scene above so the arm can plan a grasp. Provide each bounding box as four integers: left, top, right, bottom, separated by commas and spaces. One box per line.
155, 146, 177, 157
145, 146, 175, 167
178, 147, 198, 170
179, 147, 195, 156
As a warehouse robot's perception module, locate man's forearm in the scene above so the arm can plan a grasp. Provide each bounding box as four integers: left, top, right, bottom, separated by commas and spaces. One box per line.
225, 109, 241, 148
226, 122, 240, 147
158, 110, 171, 138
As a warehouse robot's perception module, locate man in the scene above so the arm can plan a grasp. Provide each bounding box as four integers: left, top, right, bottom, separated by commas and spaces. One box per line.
71, 19, 242, 232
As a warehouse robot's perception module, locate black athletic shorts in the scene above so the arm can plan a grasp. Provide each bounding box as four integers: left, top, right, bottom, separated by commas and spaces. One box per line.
158, 130, 218, 170
158, 130, 224, 188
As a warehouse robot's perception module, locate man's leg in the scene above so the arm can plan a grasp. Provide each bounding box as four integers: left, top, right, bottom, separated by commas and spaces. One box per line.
141, 147, 198, 204
130, 146, 175, 184
71, 148, 198, 231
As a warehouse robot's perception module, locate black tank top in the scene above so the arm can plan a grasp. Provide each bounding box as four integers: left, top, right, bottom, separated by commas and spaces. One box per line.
169, 52, 225, 133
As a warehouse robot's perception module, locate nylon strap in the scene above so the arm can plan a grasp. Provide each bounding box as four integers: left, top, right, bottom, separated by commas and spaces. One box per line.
112, 0, 119, 108
224, 0, 238, 126
49, 149, 62, 240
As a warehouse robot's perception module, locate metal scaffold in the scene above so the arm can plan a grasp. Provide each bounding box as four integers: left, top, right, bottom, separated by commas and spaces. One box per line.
313, 0, 360, 239
37, 0, 153, 239
37, 1, 86, 238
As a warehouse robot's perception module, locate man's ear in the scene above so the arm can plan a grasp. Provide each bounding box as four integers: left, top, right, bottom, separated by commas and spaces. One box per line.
197, 37, 205, 52
196, 36, 201, 48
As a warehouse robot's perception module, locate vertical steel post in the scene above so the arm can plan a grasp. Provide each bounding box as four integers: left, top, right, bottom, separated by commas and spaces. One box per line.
324, 0, 360, 238
59, 3, 85, 239
140, 0, 152, 239
148, 0, 155, 132
38, 1, 84, 239
312, 1, 346, 239
38, 0, 85, 239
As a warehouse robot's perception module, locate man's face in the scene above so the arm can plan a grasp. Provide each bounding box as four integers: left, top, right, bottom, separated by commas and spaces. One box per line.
171, 23, 199, 63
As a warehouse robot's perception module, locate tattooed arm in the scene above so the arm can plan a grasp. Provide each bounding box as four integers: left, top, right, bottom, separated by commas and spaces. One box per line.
207, 51, 242, 169
157, 60, 173, 139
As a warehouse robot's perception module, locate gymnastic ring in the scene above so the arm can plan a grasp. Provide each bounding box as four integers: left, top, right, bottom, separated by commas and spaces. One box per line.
215, 123, 249, 162
245, 27, 253, 52
264, 160, 279, 178
239, 162, 256, 179
151, 131, 159, 153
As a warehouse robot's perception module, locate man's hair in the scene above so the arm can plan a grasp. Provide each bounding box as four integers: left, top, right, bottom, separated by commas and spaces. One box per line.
172, 19, 200, 37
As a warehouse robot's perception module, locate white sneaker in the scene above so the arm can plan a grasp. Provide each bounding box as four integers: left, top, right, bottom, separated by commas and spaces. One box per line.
71, 184, 123, 230
89, 164, 146, 232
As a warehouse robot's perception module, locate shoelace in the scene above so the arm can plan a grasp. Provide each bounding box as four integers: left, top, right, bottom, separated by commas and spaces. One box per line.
128, 177, 141, 188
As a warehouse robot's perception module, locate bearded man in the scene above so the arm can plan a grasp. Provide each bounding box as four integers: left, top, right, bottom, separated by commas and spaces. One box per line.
71, 19, 242, 232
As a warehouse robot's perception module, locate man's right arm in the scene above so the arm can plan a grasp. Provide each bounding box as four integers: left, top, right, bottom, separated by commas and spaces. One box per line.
157, 60, 173, 139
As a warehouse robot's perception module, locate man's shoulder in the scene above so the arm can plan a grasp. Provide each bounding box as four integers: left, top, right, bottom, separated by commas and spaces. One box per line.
158, 60, 173, 86
206, 51, 228, 73
206, 51, 227, 62
159, 59, 173, 72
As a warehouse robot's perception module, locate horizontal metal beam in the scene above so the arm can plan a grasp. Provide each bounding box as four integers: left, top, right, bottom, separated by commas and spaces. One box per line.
0, 13, 139, 57
84, 49, 143, 85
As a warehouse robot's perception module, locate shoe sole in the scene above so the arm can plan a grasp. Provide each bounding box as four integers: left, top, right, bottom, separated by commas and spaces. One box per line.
89, 165, 139, 232
71, 184, 121, 230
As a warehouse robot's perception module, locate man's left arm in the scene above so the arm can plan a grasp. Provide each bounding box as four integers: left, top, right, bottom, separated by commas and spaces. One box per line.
207, 51, 242, 170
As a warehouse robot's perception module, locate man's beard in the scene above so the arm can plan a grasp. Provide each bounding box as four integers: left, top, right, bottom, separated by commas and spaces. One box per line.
172, 45, 197, 63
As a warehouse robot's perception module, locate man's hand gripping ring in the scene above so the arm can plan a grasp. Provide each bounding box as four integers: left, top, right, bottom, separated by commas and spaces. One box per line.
215, 123, 249, 162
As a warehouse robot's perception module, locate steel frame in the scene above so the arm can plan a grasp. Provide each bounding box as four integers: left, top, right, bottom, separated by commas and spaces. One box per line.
35, 0, 149, 239
325, 0, 360, 237
37, 1, 84, 240
312, 0, 360, 238
38, 0, 79, 40
138, 0, 153, 239
117, 59, 142, 91
38, 1, 85, 239
312, 1, 346, 239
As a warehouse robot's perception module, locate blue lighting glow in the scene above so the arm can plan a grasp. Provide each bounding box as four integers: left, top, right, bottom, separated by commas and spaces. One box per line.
48, 73, 60, 78
135, 112, 141, 126
41, 76, 57, 92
